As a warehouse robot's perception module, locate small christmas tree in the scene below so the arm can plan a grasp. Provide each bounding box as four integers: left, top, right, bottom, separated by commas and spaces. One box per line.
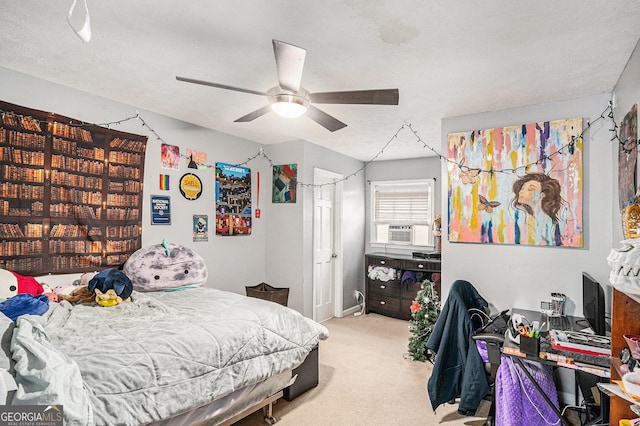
407, 279, 441, 362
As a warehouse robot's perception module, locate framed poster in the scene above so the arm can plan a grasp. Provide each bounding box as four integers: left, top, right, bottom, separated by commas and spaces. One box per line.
272, 164, 297, 203
215, 162, 252, 236
151, 195, 171, 225
193, 214, 208, 242
447, 117, 583, 247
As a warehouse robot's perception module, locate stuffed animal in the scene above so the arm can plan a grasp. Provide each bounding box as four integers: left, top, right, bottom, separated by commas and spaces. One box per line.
0, 294, 49, 322
59, 286, 96, 304
53, 283, 77, 298
0, 269, 18, 300
123, 241, 208, 292
0, 269, 44, 300
80, 272, 97, 286
40, 283, 59, 303
88, 268, 133, 307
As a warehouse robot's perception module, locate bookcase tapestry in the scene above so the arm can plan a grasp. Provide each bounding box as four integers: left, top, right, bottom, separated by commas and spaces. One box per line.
0, 100, 147, 275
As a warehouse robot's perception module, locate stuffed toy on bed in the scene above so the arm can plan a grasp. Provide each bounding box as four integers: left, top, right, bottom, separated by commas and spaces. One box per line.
87, 268, 133, 307
0, 294, 49, 322
0, 268, 44, 300
59, 286, 97, 304
123, 240, 208, 291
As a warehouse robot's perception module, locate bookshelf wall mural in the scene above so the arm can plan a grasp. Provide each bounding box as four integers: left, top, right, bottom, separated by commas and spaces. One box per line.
0, 101, 147, 276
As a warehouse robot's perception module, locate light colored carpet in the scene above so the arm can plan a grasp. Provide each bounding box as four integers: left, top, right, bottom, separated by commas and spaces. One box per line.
233, 313, 489, 426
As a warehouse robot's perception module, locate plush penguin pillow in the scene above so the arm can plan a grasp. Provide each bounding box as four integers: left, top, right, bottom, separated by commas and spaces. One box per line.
123, 242, 208, 291
0, 269, 44, 300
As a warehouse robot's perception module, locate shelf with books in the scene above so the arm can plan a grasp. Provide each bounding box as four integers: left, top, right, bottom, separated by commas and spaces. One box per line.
2, 111, 43, 133
0, 200, 44, 217
52, 137, 105, 161
0, 99, 147, 275
49, 121, 93, 143
0, 223, 43, 239
50, 170, 103, 191
105, 225, 141, 239
0, 146, 45, 166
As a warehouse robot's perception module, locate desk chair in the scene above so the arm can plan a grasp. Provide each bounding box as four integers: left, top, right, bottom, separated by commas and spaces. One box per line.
472, 332, 505, 426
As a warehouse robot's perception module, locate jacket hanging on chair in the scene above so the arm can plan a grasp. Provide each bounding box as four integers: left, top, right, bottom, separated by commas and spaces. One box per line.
425, 279, 490, 416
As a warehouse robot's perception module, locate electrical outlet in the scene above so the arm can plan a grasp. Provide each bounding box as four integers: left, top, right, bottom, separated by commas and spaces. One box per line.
354, 289, 359, 300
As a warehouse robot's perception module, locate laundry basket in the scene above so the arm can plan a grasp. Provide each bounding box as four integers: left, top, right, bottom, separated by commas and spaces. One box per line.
245, 282, 289, 306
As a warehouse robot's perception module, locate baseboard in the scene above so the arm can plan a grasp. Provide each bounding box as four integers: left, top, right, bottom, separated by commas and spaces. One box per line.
341, 305, 361, 317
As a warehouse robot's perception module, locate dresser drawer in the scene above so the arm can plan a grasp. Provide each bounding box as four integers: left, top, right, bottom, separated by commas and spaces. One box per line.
367, 256, 401, 269
367, 293, 401, 316
402, 281, 422, 299
401, 259, 441, 271
399, 298, 414, 320
368, 280, 401, 298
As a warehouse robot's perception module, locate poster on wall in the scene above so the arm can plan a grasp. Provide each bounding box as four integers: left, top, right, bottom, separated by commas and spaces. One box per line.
447, 117, 583, 247
215, 162, 252, 236
186, 149, 208, 170
161, 143, 180, 170
272, 164, 297, 203
159, 174, 170, 190
618, 103, 638, 210
151, 195, 171, 225
179, 173, 203, 200
193, 215, 208, 242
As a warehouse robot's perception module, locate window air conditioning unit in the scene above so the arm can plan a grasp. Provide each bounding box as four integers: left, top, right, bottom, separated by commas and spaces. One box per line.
376, 224, 430, 246
388, 225, 412, 244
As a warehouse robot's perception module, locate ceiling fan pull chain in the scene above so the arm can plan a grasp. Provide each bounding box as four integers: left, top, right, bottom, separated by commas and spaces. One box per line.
67, 0, 92, 42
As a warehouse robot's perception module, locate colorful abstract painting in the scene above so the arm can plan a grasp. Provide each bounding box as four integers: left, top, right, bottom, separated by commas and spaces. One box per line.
447, 117, 583, 247
618, 103, 638, 210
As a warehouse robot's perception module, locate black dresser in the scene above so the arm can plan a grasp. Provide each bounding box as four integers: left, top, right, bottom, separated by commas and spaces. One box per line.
365, 252, 441, 320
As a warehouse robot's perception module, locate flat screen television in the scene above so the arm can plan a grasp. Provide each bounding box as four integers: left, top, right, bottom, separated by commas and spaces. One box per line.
582, 272, 606, 336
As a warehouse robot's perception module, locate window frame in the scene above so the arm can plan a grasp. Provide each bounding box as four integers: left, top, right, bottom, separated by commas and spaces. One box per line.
369, 178, 435, 248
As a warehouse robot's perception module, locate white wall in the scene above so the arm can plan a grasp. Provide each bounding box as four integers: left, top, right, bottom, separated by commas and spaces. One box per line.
262, 140, 366, 318
612, 38, 640, 246
263, 141, 305, 311
293, 142, 365, 318
364, 157, 442, 255
0, 67, 270, 294
0, 67, 365, 316
440, 93, 614, 317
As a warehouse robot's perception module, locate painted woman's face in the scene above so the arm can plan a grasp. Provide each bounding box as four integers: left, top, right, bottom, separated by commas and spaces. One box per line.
518, 180, 542, 205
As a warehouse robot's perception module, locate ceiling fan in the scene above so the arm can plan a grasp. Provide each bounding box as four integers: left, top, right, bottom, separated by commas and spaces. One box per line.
176, 39, 399, 132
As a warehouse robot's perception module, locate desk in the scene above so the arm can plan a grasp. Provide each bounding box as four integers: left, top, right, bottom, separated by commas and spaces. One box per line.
502, 309, 610, 425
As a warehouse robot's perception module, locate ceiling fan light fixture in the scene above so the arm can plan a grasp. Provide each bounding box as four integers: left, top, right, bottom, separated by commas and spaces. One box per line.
270, 94, 310, 118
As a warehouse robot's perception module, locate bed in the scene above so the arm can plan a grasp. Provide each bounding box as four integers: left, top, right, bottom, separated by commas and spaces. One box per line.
1, 286, 329, 425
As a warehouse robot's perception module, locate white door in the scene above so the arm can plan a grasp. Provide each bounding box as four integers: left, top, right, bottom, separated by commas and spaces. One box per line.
313, 168, 343, 323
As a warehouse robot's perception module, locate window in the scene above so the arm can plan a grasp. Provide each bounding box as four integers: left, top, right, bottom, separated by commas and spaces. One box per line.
370, 179, 435, 247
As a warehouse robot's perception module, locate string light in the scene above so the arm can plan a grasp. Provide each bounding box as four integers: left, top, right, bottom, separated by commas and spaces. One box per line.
0, 102, 634, 188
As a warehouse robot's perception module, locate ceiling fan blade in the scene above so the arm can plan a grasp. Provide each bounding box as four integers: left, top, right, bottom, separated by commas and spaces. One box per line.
273, 39, 306, 93
310, 89, 399, 105
234, 105, 272, 122
176, 76, 269, 97
306, 105, 347, 132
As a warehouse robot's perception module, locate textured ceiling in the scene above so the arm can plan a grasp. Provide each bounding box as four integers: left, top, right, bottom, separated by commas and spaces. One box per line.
1, 1, 640, 161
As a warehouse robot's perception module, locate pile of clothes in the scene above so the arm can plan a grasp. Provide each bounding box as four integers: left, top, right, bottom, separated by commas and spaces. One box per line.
367, 265, 398, 282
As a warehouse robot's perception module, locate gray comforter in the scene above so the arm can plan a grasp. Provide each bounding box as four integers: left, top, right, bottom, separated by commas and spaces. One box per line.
9, 287, 329, 425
